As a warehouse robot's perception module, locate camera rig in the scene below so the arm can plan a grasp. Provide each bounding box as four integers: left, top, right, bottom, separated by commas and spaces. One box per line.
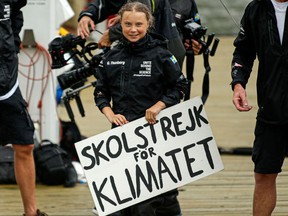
48, 33, 106, 122
182, 19, 220, 104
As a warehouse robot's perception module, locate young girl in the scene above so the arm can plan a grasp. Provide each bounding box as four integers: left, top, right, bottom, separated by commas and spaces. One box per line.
94, 2, 188, 215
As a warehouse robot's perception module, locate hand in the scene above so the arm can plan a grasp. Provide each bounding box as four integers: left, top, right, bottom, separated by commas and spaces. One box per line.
145, 101, 166, 124
98, 29, 112, 48
184, 39, 202, 55
77, 16, 95, 39
102, 107, 129, 126
107, 16, 120, 28
110, 114, 129, 126
232, 83, 253, 112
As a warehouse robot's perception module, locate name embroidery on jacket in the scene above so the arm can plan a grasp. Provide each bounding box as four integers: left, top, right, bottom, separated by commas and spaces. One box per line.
0, 5, 10, 21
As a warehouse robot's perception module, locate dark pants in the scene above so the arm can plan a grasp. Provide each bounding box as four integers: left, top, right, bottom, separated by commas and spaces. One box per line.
0, 87, 34, 145
109, 189, 182, 216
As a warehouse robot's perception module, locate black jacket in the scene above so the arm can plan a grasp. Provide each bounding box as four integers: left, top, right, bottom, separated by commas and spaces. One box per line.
231, 0, 288, 124
0, 0, 26, 96
94, 33, 188, 122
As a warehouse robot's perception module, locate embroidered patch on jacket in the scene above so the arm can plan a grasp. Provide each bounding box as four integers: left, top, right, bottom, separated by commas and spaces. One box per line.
194, 13, 200, 22
170, 55, 178, 64
0, 5, 10, 21
134, 61, 152, 77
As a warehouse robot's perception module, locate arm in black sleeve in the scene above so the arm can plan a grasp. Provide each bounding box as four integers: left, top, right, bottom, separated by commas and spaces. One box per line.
160, 51, 189, 107
78, 0, 126, 24
231, 7, 256, 89
191, 0, 201, 25
94, 63, 111, 112
78, 0, 108, 24
11, 2, 26, 53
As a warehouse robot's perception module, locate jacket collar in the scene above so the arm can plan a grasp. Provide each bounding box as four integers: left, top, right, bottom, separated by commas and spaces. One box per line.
120, 33, 168, 53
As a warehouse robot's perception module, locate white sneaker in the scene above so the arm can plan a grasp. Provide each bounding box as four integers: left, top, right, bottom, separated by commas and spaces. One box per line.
92, 207, 98, 215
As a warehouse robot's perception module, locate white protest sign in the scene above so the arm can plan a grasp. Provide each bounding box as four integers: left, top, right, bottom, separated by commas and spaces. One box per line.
75, 97, 224, 216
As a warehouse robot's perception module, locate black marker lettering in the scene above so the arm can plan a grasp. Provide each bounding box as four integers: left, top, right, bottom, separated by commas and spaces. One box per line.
165, 148, 182, 181
197, 137, 214, 169
122, 132, 137, 153
110, 176, 132, 204
144, 121, 158, 144
106, 135, 122, 158
194, 105, 209, 127
92, 179, 116, 212
186, 108, 196, 131
125, 169, 136, 199
134, 126, 148, 149
172, 112, 186, 136
160, 116, 175, 141
135, 161, 159, 197
158, 156, 178, 188
81, 146, 95, 170
183, 144, 203, 177
92, 141, 109, 165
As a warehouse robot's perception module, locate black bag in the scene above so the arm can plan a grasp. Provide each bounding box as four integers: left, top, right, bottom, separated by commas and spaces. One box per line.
60, 120, 83, 161
34, 141, 77, 187
0, 145, 16, 184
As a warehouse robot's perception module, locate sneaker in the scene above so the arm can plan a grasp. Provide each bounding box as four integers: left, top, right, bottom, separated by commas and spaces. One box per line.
36, 209, 48, 216
23, 209, 48, 216
92, 207, 98, 215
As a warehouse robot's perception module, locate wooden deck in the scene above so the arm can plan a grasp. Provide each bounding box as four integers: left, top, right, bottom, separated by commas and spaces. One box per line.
1, 36, 288, 216
1, 155, 288, 216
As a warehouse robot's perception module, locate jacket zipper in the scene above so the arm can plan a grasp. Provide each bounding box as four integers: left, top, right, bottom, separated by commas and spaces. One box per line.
126, 55, 134, 120
268, 19, 275, 45
120, 65, 125, 95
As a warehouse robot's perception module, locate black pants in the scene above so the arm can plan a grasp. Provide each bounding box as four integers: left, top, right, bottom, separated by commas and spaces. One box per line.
109, 189, 182, 216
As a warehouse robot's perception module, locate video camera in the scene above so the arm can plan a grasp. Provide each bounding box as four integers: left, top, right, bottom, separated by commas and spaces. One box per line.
183, 18, 219, 56
183, 19, 207, 42
49, 33, 86, 70
181, 19, 220, 104
48, 33, 106, 121
49, 33, 105, 90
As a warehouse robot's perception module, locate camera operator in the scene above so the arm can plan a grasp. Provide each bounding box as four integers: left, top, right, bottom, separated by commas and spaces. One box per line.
169, 0, 205, 101
169, 0, 202, 55
77, 0, 194, 69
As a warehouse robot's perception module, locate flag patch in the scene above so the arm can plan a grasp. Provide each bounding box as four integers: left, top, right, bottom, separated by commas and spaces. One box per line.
170, 55, 177, 64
